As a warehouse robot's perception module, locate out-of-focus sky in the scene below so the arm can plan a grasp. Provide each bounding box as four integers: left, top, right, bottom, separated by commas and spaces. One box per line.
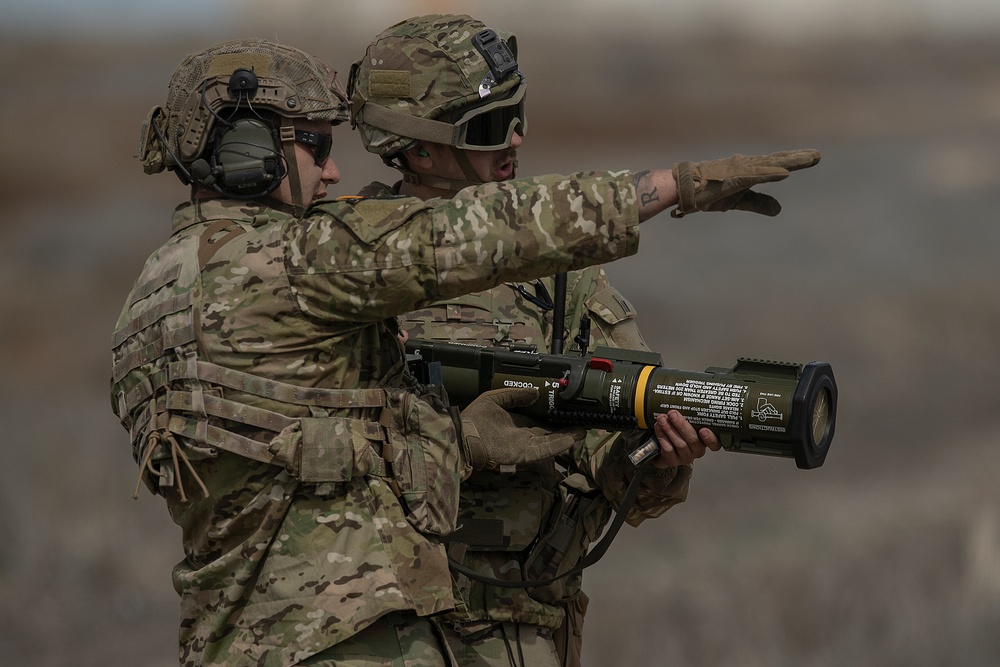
5, 0, 1000, 37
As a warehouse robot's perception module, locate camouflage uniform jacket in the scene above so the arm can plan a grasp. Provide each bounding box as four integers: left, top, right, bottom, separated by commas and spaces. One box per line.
362, 181, 693, 631
111, 172, 640, 666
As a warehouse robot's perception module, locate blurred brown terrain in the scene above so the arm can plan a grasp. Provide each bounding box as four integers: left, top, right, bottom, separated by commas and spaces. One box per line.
1, 10, 1000, 667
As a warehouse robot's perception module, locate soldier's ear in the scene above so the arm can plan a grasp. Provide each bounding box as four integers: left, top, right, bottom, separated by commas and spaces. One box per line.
403, 144, 433, 167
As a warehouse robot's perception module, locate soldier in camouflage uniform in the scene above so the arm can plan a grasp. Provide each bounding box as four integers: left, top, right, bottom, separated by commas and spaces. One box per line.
110, 38, 600, 667
112, 36, 818, 667
348, 15, 820, 667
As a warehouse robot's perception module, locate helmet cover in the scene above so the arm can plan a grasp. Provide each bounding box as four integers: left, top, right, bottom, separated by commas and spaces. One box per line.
349, 14, 523, 158
139, 38, 349, 176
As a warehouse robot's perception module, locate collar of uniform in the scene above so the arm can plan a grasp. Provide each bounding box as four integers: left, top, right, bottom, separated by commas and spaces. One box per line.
355, 180, 400, 198
171, 198, 292, 234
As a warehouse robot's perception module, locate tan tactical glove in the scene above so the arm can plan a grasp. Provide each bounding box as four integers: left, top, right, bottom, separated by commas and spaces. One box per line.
460, 388, 586, 472
672, 149, 821, 218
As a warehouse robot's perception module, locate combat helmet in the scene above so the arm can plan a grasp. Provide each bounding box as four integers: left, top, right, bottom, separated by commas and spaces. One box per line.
349, 14, 526, 190
138, 38, 349, 205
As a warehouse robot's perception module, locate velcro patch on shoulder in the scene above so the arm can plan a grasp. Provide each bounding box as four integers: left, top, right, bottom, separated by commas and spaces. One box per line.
370, 70, 411, 98
586, 286, 637, 325
315, 196, 416, 245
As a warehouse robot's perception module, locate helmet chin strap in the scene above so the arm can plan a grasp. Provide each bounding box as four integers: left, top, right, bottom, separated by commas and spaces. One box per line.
278, 117, 308, 214
393, 145, 486, 193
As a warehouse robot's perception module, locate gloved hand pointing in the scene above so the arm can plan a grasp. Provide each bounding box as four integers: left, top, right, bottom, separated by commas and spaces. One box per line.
672, 149, 821, 217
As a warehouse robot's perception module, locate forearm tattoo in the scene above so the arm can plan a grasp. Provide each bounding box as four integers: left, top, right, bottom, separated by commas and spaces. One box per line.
633, 170, 659, 207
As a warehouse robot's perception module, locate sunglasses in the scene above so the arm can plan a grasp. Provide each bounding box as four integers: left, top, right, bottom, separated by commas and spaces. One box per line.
294, 129, 333, 166
451, 84, 527, 151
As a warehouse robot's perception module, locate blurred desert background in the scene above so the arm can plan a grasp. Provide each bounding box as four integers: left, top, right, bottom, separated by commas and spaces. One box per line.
2, 0, 999, 665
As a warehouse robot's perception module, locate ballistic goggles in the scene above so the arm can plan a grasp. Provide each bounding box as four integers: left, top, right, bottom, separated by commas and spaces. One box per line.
449, 83, 526, 150
356, 78, 526, 152
294, 129, 333, 165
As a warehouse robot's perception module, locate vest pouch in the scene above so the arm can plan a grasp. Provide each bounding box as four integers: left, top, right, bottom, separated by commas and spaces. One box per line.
523, 472, 612, 603
449, 469, 549, 552
380, 386, 463, 536
278, 415, 385, 484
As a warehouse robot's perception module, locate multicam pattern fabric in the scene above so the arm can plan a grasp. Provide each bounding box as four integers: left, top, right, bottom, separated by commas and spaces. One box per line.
111, 170, 641, 666
139, 38, 349, 177
361, 182, 693, 636
297, 612, 454, 667
442, 622, 561, 667
350, 13, 521, 157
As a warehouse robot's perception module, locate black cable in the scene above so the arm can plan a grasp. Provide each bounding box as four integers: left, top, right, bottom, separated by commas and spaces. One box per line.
500, 623, 519, 667
507, 279, 553, 312
201, 79, 236, 132
447, 456, 653, 589
514, 623, 526, 667
150, 117, 194, 184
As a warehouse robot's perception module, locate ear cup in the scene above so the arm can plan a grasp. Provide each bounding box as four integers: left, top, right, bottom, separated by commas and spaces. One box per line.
211, 119, 285, 196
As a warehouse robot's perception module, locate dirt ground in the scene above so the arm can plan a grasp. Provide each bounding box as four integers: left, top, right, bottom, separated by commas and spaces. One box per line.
1, 17, 999, 667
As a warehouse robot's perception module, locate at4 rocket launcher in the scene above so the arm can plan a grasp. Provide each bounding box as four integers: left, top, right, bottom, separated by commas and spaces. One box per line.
405, 340, 837, 469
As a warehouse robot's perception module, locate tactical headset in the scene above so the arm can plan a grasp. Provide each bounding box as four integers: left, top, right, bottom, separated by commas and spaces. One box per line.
184, 68, 286, 198
153, 67, 333, 199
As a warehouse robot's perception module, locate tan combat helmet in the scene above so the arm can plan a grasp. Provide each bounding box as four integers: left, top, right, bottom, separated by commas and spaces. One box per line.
138, 38, 349, 206
349, 14, 526, 191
